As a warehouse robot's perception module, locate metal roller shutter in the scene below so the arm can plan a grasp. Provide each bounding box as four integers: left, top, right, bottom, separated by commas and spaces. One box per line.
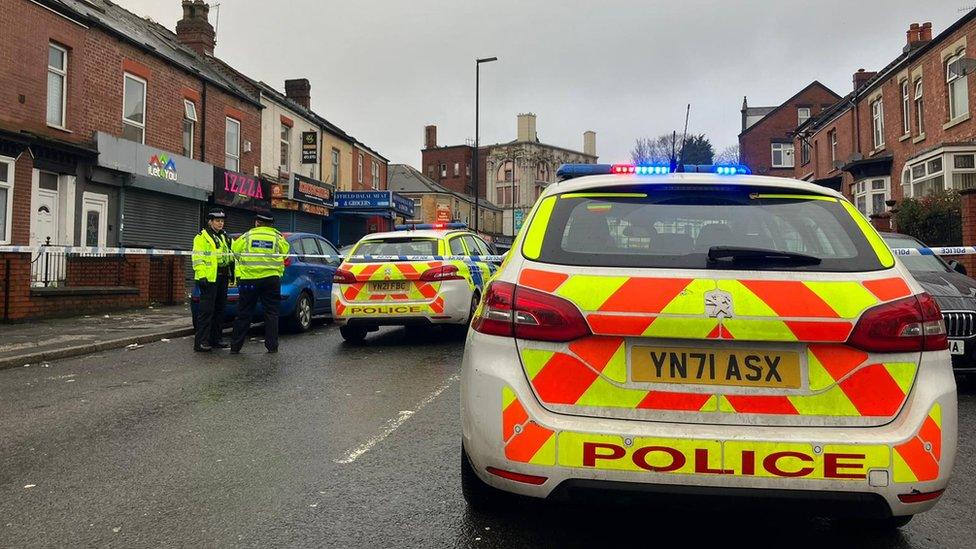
294, 212, 322, 235
122, 189, 201, 250
224, 208, 254, 236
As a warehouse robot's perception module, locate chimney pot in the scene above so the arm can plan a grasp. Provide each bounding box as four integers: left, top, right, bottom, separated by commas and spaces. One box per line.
284, 78, 311, 110
920, 22, 933, 42
176, 0, 215, 57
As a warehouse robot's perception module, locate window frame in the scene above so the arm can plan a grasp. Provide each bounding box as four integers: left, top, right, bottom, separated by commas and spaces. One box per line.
947, 52, 970, 121
358, 153, 363, 184
853, 177, 890, 216
280, 123, 291, 174
371, 160, 380, 190
122, 73, 147, 144
829, 130, 838, 164
47, 43, 68, 128
914, 79, 925, 134
0, 155, 14, 245
225, 117, 241, 172
182, 99, 196, 159
770, 143, 794, 168
871, 98, 885, 149
797, 107, 811, 126
901, 80, 911, 135
331, 148, 340, 184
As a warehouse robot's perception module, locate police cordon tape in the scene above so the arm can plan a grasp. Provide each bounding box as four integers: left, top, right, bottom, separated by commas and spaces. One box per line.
0, 245, 506, 262
1, 244, 972, 260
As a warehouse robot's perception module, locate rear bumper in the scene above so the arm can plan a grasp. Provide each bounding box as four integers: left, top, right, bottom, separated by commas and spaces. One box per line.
332, 279, 472, 326
547, 479, 893, 518
460, 334, 958, 518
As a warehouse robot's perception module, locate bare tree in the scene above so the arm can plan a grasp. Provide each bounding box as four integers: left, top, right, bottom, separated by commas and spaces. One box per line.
630, 134, 676, 164
714, 144, 741, 165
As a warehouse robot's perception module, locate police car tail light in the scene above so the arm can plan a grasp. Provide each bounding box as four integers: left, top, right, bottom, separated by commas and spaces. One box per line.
472, 281, 591, 342
333, 269, 357, 284
847, 293, 947, 352
472, 281, 516, 337
419, 265, 464, 282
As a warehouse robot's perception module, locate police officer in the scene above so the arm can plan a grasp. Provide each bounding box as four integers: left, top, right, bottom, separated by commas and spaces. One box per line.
192, 208, 233, 352
230, 213, 289, 354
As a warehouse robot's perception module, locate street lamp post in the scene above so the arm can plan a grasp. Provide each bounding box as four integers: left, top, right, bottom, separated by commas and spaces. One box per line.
473, 56, 497, 233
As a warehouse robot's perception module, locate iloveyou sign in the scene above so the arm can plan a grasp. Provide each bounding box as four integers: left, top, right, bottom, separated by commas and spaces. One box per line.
213, 167, 271, 213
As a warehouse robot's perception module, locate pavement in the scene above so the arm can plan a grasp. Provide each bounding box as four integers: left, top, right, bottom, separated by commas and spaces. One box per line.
0, 322, 974, 548
0, 305, 194, 371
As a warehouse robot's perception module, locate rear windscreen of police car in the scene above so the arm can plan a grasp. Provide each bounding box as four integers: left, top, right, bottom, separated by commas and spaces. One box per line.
536, 187, 885, 272
351, 237, 438, 262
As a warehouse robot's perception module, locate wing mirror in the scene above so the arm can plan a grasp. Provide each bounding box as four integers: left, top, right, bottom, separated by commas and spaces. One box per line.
948, 259, 968, 276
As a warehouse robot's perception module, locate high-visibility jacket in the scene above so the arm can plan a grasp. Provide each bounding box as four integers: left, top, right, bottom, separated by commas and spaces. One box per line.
232, 226, 289, 280
192, 229, 232, 282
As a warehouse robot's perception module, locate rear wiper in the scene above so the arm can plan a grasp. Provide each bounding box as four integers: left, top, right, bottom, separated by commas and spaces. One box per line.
707, 246, 822, 266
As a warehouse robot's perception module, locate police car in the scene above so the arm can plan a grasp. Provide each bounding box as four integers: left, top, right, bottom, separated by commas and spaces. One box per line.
460, 163, 957, 528
331, 223, 498, 343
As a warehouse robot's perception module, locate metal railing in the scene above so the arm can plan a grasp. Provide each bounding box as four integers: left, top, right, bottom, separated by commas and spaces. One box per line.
29, 238, 124, 288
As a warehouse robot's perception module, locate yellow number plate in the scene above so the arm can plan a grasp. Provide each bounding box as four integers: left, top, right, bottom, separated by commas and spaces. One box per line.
370, 281, 408, 293
631, 346, 800, 388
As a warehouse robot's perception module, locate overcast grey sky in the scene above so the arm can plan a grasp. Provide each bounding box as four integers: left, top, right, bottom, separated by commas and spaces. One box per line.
118, 0, 966, 166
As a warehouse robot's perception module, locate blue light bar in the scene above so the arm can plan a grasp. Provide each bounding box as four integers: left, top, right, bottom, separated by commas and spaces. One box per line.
556, 163, 753, 181
556, 164, 614, 180
395, 222, 468, 231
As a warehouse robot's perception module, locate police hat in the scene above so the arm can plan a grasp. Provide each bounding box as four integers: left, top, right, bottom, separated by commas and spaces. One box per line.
207, 208, 226, 220
255, 213, 274, 223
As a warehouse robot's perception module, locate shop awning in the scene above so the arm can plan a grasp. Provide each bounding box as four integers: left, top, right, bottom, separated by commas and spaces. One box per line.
334, 209, 394, 218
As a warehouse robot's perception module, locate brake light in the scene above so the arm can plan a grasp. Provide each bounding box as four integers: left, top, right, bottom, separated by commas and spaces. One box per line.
333, 268, 357, 284
420, 265, 463, 282
472, 281, 591, 342
847, 293, 947, 352
284, 257, 293, 267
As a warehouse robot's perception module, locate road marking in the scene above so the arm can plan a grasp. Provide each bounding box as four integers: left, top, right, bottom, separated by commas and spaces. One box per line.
334, 374, 459, 464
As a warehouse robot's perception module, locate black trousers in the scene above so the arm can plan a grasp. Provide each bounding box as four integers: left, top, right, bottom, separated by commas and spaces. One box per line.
231, 276, 281, 352
194, 274, 229, 348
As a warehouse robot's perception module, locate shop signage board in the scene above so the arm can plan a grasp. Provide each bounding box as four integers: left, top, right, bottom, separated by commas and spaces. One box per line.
213, 167, 271, 213
289, 174, 334, 208
335, 191, 415, 217
301, 132, 318, 164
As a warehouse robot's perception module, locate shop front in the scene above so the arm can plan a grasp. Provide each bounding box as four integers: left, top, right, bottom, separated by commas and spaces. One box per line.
333, 191, 415, 246
94, 132, 211, 251
270, 173, 334, 237
213, 167, 272, 235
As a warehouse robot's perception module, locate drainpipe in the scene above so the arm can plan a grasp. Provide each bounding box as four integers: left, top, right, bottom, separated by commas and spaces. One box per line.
200, 81, 208, 163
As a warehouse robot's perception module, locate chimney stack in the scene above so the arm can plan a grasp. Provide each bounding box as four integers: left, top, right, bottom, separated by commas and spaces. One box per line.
907, 22, 921, 45
583, 131, 597, 157
920, 22, 933, 42
853, 68, 878, 91
424, 125, 437, 149
517, 113, 537, 142
284, 79, 311, 110
175, 0, 215, 57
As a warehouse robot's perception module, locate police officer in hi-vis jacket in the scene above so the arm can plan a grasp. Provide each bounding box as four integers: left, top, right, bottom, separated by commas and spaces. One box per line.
192, 208, 234, 352
230, 213, 289, 354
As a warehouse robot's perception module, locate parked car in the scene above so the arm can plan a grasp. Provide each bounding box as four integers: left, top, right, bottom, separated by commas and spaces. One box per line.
883, 232, 976, 377
191, 232, 341, 332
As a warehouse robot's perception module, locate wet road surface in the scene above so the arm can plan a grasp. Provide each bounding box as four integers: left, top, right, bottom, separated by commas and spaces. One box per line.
1, 323, 973, 548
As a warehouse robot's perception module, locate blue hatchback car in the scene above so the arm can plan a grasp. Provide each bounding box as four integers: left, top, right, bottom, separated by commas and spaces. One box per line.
191, 232, 341, 332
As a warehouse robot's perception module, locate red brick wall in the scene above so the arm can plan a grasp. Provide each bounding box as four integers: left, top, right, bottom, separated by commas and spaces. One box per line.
66, 256, 126, 287
7, 153, 33, 246
802, 19, 976, 206
0, 0, 261, 174
0, 0, 89, 145
740, 83, 840, 177
1, 252, 184, 321
350, 148, 389, 191
422, 146, 474, 194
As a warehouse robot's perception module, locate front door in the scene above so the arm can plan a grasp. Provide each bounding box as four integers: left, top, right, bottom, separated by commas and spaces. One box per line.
31, 174, 63, 286
82, 192, 109, 247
